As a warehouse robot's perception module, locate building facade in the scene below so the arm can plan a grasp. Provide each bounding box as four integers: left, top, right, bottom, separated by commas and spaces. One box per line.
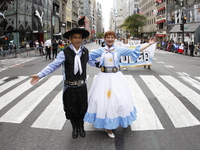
155, 0, 167, 39
96, 2, 103, 34
167, 0, 200, 43
0, 0, 53, 48
139, 0, 157, 39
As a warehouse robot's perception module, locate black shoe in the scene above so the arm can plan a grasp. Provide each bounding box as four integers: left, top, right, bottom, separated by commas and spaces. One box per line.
70, 120, 78, 138
79, 126, 86, 137
79, 120, 86, 137
72, 127, 78, 138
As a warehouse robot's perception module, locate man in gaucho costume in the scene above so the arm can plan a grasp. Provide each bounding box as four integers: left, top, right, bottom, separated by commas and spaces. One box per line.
30, 28, 90, 139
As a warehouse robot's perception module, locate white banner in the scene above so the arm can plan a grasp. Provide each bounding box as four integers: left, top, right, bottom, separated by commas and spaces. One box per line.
120, 43, 156, 67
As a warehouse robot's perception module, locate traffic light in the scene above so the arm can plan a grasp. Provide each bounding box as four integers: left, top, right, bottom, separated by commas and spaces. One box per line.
180, 23, 184, 31
183, 17, 186, 23
4, 37, 8, 40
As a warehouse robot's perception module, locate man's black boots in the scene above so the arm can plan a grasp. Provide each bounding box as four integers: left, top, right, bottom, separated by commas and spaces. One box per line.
79, 120, 86, 137
70, 120, 78, 138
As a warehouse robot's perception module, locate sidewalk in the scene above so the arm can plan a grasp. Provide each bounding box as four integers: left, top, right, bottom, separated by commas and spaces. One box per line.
0, 50, 41, 72
0, 42, 94, 72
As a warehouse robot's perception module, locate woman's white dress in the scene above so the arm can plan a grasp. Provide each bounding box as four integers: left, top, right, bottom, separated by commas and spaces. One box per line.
84, 45, 140, 130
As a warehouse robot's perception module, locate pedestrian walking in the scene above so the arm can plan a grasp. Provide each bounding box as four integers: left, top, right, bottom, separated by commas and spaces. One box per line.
30, 28, 90, 139
83, 30, 156, 138
44, 38, 52, 60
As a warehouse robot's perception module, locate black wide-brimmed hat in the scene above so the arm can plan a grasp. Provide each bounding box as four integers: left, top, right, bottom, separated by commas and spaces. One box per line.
63, 28, 90, 39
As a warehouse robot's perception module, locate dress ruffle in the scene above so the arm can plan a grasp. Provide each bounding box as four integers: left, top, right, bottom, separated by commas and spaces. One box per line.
84, 107, 137, 129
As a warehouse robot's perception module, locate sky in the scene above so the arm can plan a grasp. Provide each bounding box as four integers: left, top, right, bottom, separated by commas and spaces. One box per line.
96, 0, 114, 31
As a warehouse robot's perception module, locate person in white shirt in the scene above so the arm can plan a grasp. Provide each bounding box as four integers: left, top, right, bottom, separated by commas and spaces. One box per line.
34, 40, 40, 56
44, 38, 52, 59
26, 42, 30, 57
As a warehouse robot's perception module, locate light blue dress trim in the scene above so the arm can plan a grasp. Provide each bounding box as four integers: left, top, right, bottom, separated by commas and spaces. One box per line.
84, 107, 137, 130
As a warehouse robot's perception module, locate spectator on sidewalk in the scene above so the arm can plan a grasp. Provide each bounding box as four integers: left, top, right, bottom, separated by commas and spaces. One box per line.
184, 42, 188, 55
26, 42, 30, 57
189, 42, 194, 57
34, 40, 40, 56
194, 43, 199, 56
40, 41, 45, 56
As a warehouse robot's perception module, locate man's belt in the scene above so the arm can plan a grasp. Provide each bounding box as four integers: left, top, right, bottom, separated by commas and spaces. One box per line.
65, 80, 85, 86
101, 66, 119, 73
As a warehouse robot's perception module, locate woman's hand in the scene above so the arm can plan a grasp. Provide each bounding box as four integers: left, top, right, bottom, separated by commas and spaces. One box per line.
148, 36, 157, 45
140, 37, 157, 51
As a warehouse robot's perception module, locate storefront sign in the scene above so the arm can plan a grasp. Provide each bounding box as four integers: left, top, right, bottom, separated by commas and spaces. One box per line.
35, 10, 44, 26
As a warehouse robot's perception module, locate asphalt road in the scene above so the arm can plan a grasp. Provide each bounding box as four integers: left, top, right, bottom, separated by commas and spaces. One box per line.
0, 42, 200, 150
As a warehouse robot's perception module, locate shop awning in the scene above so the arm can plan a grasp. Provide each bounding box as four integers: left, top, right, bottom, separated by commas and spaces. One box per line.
156, 20, 166, 24
157, 7, 165, 11
155, 34, 166, 37
53, 33, 62, 36
156, 31, 166, 37
170, 23, 200, 32
155, 0, 162, 3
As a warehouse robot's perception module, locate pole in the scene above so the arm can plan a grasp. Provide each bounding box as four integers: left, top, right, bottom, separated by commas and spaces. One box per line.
182, 11, 184, 43
181, 0, 184, 43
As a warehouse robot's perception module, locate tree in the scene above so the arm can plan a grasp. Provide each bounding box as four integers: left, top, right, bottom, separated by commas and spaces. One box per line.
119, 13, 147, 38
96, 32, 104, 39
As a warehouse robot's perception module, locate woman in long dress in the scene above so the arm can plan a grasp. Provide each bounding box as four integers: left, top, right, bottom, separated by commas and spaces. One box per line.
84, 31, 156, 138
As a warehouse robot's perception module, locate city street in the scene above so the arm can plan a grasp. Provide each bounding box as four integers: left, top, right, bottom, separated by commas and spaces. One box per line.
0, 42, 200, 150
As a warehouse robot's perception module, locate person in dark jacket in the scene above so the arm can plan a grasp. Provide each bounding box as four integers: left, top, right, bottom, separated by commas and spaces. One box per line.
189, 42, 194, 56
52, 40, 59, 59
30, 28, 90, 139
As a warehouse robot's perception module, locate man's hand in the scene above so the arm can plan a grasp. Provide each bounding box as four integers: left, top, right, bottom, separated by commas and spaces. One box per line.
30, 74, 40, 85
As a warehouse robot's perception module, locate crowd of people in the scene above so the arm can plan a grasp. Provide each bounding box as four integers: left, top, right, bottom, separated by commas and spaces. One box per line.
157, 40, 200, 57
0, 39, 70, 58
31, 39, 70, 59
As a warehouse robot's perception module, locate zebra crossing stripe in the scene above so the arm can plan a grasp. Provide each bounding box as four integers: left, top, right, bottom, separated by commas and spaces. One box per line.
0, 76, 27, 93
0, 77, 9, 84
0, 75, 199, 130
0, 79, 33, 110
0, 75, 63, 123
161, 75, 200, 111
125, 75, 164, 131
179, 76, 200, 90
141, 75, 200, 128
195, 77, 200, 80
31, 91, 66, 130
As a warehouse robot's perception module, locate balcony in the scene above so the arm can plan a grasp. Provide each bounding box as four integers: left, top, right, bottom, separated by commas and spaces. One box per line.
156, 1, 166, 10
156, 14, 165, 20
